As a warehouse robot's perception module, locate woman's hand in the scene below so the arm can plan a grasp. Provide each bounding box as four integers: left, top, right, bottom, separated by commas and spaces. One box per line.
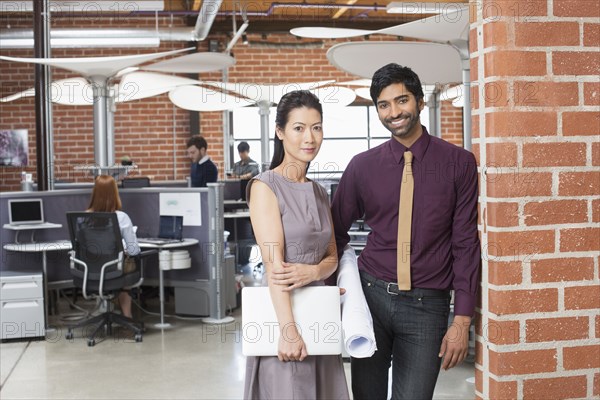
270, 262, 318, 291
278, 324, 308, 362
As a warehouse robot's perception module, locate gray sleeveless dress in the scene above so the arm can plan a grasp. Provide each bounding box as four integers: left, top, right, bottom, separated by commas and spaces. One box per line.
243, 171, 349, 400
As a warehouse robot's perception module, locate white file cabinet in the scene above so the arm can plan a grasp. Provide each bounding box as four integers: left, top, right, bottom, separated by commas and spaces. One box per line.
1, 271, 45, 340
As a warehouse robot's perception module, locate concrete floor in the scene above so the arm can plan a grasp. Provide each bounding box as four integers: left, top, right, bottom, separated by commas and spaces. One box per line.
1, 265, 475, 399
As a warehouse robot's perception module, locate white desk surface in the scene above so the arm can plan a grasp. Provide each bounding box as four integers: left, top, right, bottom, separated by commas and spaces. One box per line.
4, 240, 72, 252
4, 239, 200, 252
224, 211, 250, 218
138, 238, 199, 249
3, 222, 62, 230
224, 200, 247, 205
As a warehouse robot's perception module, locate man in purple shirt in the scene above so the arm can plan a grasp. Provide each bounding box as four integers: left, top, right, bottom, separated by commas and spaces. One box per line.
331, 63, 481, 399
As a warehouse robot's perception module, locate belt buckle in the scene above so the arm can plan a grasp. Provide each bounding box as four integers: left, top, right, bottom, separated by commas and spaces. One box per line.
386, 282, 399, 295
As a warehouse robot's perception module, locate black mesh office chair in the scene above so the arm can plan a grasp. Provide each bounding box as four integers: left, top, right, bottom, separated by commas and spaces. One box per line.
65, 212, 155, 346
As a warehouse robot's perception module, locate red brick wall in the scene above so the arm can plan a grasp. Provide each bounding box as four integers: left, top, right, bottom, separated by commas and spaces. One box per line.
472, 0, 600, 398
0, 14, 194, 189
441, 100, 464, 147
0, 14, 464, 191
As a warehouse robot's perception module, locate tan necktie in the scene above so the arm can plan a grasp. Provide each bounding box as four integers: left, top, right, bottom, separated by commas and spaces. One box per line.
397, 151, 414, 290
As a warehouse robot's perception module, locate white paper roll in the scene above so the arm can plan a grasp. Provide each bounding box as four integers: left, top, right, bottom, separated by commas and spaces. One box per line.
337, 244, 377, 358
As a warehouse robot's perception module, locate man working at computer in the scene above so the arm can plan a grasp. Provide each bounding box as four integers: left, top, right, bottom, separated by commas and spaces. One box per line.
187, 135, 218, 188
231, 141, 259, 180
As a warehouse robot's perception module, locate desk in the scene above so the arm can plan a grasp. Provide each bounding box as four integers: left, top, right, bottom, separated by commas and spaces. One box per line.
138, 238, 199, 329
3, 222, 62, 244
224, 200, 247, 206
3, 240, 72, 330
224, 211, 251, 266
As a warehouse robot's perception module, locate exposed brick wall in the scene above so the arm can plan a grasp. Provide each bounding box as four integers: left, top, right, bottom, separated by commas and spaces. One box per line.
0, 14, 194, 190
0, 14, 464, 191
441, 100, 464, 146
472, 0, 600, 398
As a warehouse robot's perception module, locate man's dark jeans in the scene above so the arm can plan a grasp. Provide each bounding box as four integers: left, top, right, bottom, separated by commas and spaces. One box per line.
351, 271, 451, 400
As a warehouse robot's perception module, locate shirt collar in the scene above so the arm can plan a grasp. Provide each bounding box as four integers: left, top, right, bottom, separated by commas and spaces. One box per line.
389, 125, 431, 164
197, 155, 210, 165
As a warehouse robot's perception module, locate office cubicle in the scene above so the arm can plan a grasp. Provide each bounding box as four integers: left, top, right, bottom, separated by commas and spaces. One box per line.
0, 183, 232, 320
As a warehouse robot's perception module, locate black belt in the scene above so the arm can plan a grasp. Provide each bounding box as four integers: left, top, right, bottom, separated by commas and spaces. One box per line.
360, 270, 450, 298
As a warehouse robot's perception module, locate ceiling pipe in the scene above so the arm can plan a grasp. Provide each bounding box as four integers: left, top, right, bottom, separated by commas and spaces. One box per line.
193, 0, 223, 41
1, 2, 386, 17
224, 20, 249, 53
0, 1, 396, 48
0, 0, 225, 48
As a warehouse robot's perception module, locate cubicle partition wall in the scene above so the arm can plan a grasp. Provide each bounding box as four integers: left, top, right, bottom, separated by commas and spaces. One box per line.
0, 183, 231, 320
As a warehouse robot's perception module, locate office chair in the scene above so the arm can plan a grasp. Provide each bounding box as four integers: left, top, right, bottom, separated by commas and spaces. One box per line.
65, 212, 156, 346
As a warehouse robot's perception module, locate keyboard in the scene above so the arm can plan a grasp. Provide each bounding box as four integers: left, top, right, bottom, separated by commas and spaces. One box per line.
137, 237, 183, 245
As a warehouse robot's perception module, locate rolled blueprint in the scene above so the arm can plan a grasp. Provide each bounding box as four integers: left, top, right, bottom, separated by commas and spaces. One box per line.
337, 244, 377, 358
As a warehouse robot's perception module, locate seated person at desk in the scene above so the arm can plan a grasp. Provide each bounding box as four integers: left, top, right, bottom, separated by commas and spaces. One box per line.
230, 141, 259, 180
87, 175, 140, 319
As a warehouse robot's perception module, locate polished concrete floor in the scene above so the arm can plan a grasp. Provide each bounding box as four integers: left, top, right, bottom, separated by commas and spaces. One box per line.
1, 267, 475, 399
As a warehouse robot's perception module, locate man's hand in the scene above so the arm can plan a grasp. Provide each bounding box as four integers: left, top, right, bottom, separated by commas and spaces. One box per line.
439, 315, 471, 370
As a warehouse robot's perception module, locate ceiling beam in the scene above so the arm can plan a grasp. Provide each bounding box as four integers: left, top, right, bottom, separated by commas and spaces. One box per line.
198, 18, 410, 34
332, 0, 358, 19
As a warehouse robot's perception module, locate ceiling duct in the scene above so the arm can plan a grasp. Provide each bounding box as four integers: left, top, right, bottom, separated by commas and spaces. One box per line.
0, 0, 224, 48
0, 1, 165, 12
193, 0, 224, 41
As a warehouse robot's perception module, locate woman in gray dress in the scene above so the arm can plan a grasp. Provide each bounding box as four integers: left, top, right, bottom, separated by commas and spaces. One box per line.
244, 90, 350, 399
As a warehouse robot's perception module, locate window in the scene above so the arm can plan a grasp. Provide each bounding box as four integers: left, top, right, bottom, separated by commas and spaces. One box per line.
231, 106, 276, 168
231, 104, 430, 178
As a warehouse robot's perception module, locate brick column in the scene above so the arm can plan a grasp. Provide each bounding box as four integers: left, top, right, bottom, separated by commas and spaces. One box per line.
472, 0, 600, 398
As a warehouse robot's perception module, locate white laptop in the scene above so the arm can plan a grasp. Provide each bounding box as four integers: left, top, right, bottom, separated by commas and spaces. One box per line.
7, 198, 45, 225
241, 286, 343, 356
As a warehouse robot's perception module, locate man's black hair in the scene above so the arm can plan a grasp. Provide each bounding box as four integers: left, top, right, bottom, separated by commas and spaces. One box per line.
370, 63, 424, 105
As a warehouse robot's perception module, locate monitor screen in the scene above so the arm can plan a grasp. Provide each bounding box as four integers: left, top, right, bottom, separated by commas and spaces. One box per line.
8, 198, 44, 225
121, 177, 150, 188
158, 215, 183, 240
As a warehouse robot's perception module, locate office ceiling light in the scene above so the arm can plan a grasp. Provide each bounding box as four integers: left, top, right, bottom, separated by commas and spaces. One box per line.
386, 2, 465, 14
0, 1, 164, 12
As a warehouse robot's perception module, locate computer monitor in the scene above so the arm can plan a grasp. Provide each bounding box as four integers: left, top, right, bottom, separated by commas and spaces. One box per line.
121, 177, 150, 188
8, 198, 44, 225
222, 180, 242, 200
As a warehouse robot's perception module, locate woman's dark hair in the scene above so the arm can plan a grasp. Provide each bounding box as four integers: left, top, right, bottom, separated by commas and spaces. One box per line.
370, 63, 424, 105
270, 90, 323, 170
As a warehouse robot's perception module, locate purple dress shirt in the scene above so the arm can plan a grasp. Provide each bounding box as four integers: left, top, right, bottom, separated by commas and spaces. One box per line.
331, 128, 481, 316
